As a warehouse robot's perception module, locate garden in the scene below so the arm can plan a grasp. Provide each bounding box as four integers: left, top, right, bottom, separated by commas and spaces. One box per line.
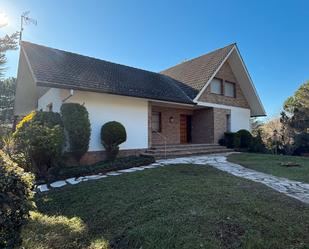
0, 101, 154, 248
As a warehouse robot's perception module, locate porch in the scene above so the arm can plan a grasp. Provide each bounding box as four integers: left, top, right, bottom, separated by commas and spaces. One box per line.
148, 101, 231, 148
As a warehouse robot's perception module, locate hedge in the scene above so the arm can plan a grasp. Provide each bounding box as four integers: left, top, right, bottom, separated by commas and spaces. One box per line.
236, 129, 253, 148
0, 150, 35, 248
61, 103, 91, 161
13, 111, 65, 180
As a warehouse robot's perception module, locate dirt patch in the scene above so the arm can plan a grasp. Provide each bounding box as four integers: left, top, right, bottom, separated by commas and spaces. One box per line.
215, 220, 245, 248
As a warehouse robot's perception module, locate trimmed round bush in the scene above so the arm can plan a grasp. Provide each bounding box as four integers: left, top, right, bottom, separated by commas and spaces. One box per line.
236, 129, 253, 148
101, 121, 127, 161
13, 111, 65, 179
0, 150, 34, 248
61, 103, 91, 161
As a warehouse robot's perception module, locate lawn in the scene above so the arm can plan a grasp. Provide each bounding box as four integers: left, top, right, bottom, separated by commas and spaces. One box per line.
228, 153, 309, 183
20, 164, 309, 249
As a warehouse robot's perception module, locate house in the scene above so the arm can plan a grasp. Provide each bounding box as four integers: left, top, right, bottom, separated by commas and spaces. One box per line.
14, 41, 265, 163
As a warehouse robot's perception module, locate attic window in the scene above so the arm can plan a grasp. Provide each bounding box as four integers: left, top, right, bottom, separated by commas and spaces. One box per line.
210, 78, 222, 94
224, 81, 236, 98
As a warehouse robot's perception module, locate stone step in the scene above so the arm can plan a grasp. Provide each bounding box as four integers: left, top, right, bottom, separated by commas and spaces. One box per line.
145, 145, 226, 154
152, 143, 220, 149
141, 148, 233, 159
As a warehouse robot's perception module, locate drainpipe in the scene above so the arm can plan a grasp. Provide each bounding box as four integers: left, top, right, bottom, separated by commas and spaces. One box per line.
62, 89, 74, 103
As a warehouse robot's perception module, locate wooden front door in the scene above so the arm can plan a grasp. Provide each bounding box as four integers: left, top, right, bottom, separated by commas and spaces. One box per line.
180, 115, 188, 143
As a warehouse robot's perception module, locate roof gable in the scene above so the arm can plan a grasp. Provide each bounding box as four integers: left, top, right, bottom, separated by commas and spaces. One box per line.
161, 44, 235, 98
161, 44, 265, 116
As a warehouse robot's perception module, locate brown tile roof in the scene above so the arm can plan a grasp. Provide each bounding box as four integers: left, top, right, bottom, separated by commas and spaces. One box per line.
160, 43, 235, 99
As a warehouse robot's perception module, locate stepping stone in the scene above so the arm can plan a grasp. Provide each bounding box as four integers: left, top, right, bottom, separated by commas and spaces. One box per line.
130, 167, 145, 171
106, 171, 122, 176
142, 165, 158, 169
85, 174, 107, 180
66, 178, 81, 185
50, 180, 67, 188
76, 176, 88, 182
37, 184, 49, 192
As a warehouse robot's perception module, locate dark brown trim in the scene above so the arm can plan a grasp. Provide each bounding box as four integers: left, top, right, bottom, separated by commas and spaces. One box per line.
151, 111, 162, 133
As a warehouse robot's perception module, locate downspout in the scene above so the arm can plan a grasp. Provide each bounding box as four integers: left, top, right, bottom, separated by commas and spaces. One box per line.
62, 89, 74, 103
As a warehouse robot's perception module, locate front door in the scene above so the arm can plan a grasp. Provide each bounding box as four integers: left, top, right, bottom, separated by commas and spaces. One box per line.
180, 115, 188, 143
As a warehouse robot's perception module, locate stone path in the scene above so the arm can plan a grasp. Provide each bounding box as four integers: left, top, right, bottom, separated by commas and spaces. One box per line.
37, 153, 309, 204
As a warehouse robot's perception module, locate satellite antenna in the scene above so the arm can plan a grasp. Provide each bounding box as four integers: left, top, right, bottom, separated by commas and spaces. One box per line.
20, 11, 37, 41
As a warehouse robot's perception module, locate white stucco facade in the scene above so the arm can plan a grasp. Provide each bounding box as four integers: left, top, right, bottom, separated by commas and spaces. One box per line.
38, 88, 149, 151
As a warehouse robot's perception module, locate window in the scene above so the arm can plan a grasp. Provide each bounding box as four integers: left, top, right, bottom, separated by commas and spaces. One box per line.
224, 81, 236, 97
46, 103, 53, 112
226, 114, 231, 132
152, 111, 161, 132
210, 78, 222, 94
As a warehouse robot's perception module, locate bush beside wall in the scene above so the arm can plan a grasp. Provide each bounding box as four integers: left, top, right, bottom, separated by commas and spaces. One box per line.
101, 121, 127, 161
13, 111, 65, 180
223, 129, 267, 153
61, 103, 91, 161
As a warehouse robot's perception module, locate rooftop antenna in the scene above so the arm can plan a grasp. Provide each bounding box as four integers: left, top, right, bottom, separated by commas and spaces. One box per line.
20, 11, 37, 42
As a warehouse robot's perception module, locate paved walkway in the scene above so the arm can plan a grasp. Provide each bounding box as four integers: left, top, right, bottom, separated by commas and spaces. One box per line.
37, 153, 309, 204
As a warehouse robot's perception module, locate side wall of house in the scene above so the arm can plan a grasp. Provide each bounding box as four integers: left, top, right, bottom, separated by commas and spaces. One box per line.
14, 50, 37, 116
38, 89, 149, 152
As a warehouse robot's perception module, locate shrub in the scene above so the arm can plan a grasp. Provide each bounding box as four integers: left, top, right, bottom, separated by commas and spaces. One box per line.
0, 150, 35, 248
236, 129, 253, 148
13, 111, 65, 179
61, 103, 91, 161
101, 121, 127, 161
249, 135, 267, 153
294, 132, 309, 155
224, 132, 240, 148
218, 137, 226, 146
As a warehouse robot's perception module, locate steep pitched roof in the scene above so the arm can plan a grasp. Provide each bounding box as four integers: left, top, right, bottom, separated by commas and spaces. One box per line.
21, 41, 194, 104
160, 44, 235, 99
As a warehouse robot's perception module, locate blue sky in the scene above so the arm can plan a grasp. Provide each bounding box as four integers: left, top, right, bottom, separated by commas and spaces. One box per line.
1, 0, 309, 118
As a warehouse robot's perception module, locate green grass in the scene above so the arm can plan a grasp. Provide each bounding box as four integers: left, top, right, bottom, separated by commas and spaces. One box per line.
228, 153, 309, 183
20, 165, 309, 249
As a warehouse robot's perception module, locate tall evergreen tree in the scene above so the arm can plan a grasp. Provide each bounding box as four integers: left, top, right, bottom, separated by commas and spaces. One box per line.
283, 81, 309, 133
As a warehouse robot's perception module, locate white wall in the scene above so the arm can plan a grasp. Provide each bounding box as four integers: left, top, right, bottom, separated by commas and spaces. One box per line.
230, 107, 251, 132
197, 101, 251, 132
38, 88, 149, 151
38, 88, 62, 112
